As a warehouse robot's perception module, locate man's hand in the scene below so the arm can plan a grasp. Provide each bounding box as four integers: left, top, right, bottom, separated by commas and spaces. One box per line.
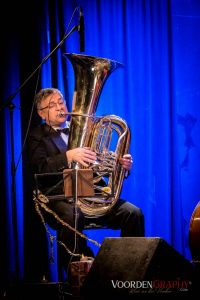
119, 154, 133, 171
66, 147, 97, 167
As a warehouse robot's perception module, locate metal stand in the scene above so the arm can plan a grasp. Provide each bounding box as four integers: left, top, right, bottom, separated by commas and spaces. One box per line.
0, 22, 79, 283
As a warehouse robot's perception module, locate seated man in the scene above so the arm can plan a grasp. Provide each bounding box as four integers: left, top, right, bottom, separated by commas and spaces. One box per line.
27, 88, 145, 278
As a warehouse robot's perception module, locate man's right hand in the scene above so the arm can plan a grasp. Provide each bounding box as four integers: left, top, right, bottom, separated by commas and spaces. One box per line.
66, 147, 97, 167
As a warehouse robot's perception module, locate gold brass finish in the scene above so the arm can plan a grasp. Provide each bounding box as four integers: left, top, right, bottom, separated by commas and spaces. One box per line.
64, 53, 130, 217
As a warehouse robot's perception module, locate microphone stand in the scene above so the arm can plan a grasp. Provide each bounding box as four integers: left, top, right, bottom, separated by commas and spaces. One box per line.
0, 24, 78, 279
71, 164, 79, 255
0, 25, 78, 112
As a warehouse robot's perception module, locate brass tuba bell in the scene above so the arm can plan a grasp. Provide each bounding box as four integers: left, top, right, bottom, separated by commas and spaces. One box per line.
63, 53, 130, 217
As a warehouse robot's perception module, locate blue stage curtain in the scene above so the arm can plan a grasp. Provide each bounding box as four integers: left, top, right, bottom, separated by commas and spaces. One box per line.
1, 0, 200, 282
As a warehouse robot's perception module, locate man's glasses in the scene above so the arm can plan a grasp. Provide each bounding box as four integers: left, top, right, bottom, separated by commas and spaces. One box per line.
39, 99, 66, 110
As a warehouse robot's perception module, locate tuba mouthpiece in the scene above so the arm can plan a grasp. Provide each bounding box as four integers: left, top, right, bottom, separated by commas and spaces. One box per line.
57, 112, 67, 118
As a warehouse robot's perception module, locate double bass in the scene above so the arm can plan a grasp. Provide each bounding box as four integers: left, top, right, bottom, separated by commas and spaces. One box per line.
189, 201, 200, 262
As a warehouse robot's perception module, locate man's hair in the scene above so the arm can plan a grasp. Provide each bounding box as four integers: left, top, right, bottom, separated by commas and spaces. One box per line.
34, 88, 63, 110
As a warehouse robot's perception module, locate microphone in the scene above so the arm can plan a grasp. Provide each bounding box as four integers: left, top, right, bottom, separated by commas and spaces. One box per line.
78, 7, 85, 52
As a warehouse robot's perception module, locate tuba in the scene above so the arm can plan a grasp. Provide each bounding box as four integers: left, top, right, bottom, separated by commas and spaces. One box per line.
63, 53, 130, 217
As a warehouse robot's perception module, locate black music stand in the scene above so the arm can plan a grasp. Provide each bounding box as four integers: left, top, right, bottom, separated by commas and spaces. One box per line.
34, 169, 114, 203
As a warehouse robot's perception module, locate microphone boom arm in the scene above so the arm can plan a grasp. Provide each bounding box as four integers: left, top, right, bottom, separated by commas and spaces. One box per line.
0, 25, 78, 111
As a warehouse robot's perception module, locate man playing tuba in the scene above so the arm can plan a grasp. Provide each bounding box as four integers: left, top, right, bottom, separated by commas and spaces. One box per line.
27, 87, 145, 277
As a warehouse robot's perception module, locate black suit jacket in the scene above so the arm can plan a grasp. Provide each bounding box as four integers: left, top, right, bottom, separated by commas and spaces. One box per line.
27, 123, 69, 195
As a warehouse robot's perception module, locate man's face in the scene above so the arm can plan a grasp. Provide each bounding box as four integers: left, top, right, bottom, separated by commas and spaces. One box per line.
38, 92, 68, 126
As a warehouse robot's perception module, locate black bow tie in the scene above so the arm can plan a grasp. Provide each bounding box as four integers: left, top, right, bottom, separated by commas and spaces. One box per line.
57, 128, 69, 134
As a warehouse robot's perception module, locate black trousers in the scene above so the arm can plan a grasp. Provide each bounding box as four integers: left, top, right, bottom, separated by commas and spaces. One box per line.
85, 199, 145, 237
45, 198, 145, 275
